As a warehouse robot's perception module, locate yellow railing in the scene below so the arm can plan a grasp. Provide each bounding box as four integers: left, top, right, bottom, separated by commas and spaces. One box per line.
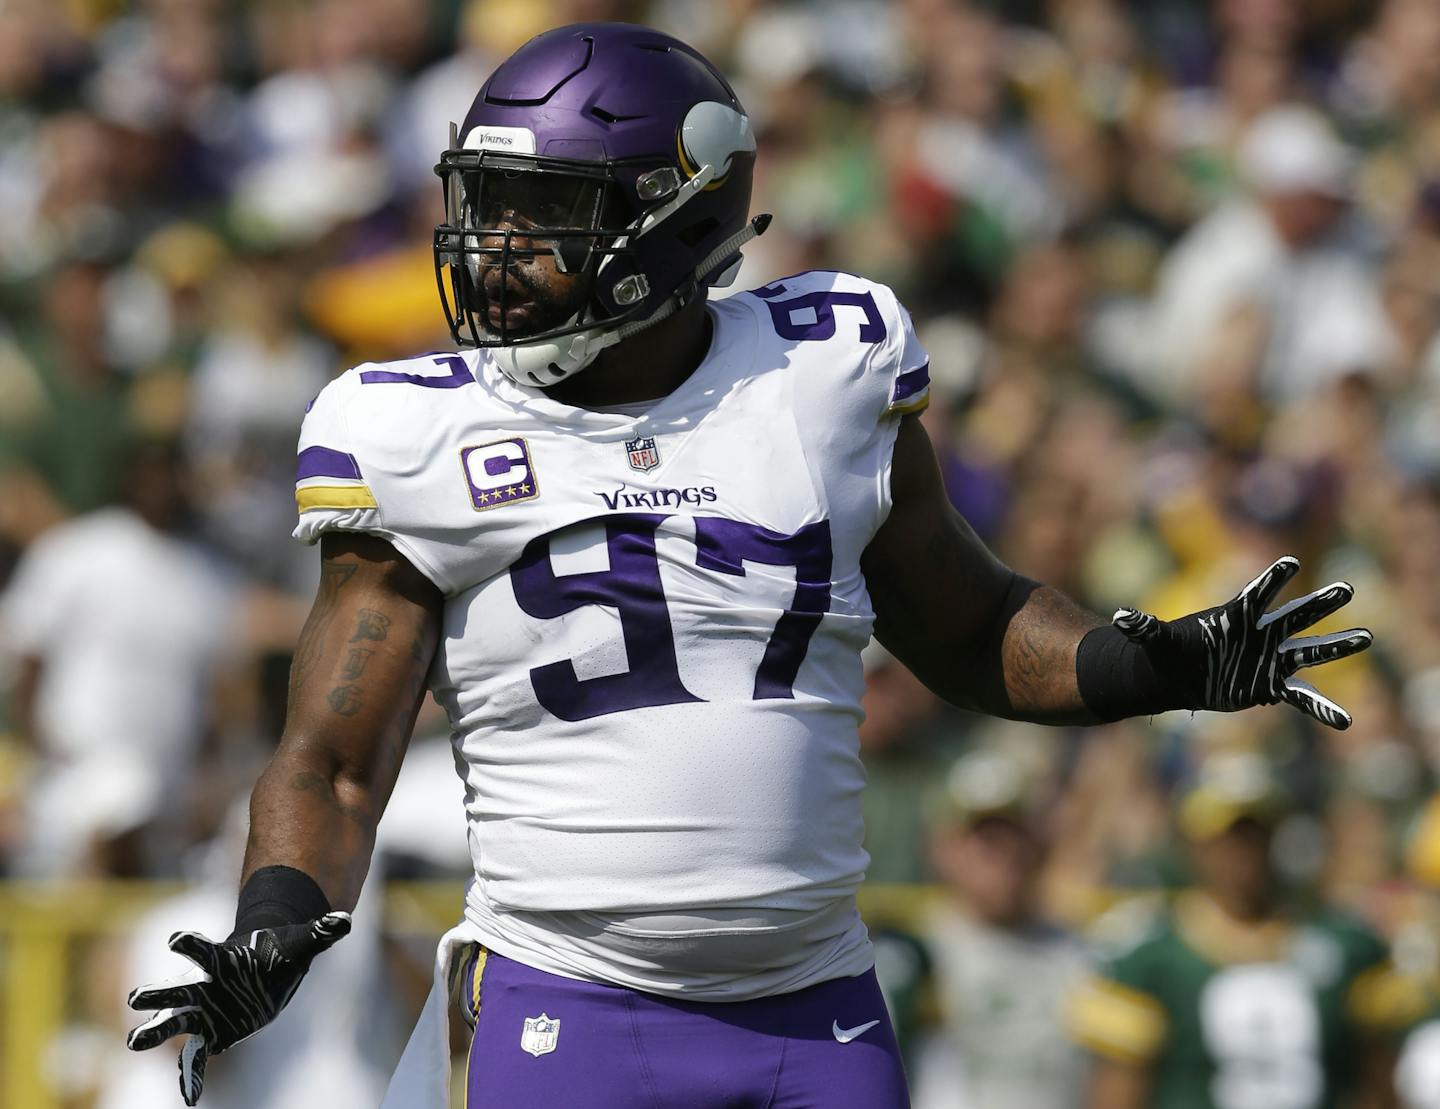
3, 882, 183, 1109
0, 881, 942, 1109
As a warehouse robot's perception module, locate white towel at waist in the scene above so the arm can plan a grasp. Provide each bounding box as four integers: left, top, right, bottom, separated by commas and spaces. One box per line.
379, 915, 484, 1109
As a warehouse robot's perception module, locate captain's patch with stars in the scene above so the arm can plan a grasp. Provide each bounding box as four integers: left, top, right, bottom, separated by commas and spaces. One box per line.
461, 439, 539, 511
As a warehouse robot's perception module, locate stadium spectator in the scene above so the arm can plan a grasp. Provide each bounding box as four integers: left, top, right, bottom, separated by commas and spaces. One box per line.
857, 641, 959, 885
0, 438, 238, 877
912, 748, 1089, 1109
184, 254, 336, 590
1145, 104, 1395, 413
1069, 752, 1413, 1109
1393, 789, 1440, 1109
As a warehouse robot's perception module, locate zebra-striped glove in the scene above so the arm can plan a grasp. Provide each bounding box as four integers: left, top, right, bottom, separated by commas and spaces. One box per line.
1113, 556, 1371, 730
126, 913, 351, 1105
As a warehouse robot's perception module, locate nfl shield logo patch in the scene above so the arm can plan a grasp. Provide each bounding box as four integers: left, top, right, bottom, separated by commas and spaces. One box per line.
520, 1013, 560, 1057
625, 436, 660, 472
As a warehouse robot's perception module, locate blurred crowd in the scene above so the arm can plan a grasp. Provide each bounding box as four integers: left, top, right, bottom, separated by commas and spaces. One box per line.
6, 0, 1440, 1106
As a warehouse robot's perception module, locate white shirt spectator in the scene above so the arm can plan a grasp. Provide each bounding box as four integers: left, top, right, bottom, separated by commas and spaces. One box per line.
911, 905, 1090, 1109
0, 507, 236, 874
1145, 199, 1395, 404
1143, 107, 1396, 405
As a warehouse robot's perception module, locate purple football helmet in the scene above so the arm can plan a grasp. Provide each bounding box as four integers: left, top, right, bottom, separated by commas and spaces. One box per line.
433, 22, 770, 387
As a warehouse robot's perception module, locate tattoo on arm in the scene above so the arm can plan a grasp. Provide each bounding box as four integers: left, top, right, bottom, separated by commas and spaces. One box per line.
999, 586, 1103, 721
248, 533, 443, 908
863, 415, 1107, 725
289, 562, 358, 698
323, 610, 404, 718
1009, 615, 1050, 700
339, 647, 374, 681
351, 609, 391, 642
327, 685, 363, 716
374, 630, 435, 786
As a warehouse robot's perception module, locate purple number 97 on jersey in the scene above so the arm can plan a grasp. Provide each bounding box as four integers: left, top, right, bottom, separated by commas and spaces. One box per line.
461, 439, 539, 511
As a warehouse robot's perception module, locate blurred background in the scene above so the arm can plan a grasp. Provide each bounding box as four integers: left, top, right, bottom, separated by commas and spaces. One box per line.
4, 0, 1440, 1106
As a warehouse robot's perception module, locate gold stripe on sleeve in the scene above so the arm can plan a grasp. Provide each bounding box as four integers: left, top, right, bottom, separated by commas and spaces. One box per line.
295, 484, 379, 512
887, 391, 931, 416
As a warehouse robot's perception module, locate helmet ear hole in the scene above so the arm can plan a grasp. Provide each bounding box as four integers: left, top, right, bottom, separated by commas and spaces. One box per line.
679, 102, 755, 181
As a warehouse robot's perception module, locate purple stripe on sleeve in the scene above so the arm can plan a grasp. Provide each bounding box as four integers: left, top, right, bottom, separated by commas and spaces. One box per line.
892, 363, 930, 404
297, 446, 363, 482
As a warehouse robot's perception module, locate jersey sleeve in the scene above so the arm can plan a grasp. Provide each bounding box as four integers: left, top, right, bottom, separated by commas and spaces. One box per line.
291, 371, 387, 545
866, 282, 931, 531
878, 295, 931, 418
1066, 938, 1169, 1065
756, 271, 931, 559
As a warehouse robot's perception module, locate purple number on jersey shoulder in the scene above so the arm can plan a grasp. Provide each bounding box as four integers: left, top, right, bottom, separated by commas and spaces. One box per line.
753, 281, 885, 344
693, 517, 833, 699
510, 514, 702, 722
359, 355, 474, 388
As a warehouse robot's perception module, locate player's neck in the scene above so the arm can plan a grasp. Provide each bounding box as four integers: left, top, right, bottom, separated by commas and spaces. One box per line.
543, 295, 713, 409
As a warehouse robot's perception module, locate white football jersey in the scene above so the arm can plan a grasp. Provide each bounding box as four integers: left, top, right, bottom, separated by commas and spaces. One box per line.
293, 269, 930, 998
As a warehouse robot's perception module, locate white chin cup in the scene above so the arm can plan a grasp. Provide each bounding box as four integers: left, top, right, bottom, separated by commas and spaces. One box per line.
490, 325, 620, 388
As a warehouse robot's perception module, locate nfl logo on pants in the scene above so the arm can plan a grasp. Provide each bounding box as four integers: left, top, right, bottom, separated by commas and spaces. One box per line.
626, 436, 660, 472
521, 1013, 560, 1057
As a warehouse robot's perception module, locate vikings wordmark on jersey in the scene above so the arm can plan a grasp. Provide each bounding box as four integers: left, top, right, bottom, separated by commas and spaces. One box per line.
294, 268, 929, 1000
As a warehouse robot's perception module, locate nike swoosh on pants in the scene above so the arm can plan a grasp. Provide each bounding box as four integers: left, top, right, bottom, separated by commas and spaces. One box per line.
832, 1019, 880, 1043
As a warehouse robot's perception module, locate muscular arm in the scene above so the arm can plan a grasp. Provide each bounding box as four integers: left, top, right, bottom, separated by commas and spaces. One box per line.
861, 415, 1103, 723
240, 531, 443, 910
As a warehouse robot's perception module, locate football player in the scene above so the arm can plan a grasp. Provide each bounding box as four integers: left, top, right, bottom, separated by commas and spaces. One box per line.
126, 23, 1372, 1108
1068, 754, 1414, 1109
917, 750, 1089, 1109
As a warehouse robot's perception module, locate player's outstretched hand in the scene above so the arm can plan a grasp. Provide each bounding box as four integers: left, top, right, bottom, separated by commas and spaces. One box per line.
1111, 556, 1371, 730
126, 912, 350, 1105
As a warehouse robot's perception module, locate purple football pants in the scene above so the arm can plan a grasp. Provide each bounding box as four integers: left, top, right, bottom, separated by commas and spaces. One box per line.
460, 949, 911, 1108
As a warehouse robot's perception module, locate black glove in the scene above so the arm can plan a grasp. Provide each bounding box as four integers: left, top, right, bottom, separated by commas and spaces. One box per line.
1110, 555, 1371, 729
126, 912, 351, 1105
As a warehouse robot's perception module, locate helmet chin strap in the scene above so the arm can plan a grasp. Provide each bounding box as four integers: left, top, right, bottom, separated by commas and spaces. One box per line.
489, 292, 687, 388
491, 213, 771, 389
488, 320, 624, 387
